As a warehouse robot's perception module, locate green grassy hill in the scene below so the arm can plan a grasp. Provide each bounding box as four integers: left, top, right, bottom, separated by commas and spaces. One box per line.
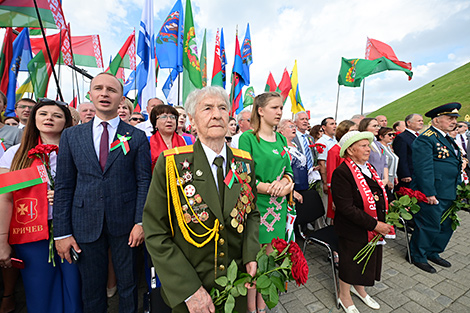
368, 61, 470, 126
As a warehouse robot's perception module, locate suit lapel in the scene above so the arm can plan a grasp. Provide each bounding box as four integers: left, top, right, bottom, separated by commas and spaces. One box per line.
79, 120, 102, 172
191, 141, 224, 223
223, 148, 242, 220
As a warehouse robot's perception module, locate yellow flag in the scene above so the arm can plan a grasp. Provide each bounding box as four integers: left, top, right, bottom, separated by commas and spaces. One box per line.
16, 77, 34, 101
288, 60, 305, 114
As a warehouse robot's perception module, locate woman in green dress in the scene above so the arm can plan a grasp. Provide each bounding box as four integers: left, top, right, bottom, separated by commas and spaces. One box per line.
239, 92, 294, 313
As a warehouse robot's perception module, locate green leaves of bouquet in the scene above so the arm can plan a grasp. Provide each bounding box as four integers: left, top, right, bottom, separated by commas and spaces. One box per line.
441, 182, 470, 230
210, 238, 308, 313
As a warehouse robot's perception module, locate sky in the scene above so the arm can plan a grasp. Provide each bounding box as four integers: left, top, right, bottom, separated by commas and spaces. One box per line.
7, 0, 470, 124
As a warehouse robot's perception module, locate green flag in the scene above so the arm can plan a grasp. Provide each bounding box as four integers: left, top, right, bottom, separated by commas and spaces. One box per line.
243, 86, 255, 108
200, 29, 207, 87
182, 0, 202, 104
338, 57, 413, 87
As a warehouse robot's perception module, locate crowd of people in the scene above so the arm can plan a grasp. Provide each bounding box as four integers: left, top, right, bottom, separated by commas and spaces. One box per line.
0, 73, 466, 313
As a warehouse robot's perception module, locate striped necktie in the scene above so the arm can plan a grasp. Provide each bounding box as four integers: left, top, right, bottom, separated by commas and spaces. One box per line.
302, 134, 314, 169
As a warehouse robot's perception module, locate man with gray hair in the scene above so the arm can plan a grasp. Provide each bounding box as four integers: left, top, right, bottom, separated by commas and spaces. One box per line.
393, 113, 424, 188
136, 97, 164, 136
230, 108, 252, 148
144, 86, 259, 312
77, 102, 96, 124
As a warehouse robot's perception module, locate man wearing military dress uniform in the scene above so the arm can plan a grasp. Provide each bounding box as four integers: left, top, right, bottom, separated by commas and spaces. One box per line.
143, 86, 260, 313
409, 102, 462, 273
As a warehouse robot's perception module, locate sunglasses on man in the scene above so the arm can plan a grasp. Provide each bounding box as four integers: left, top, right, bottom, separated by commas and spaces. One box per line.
130, 117, 145, 122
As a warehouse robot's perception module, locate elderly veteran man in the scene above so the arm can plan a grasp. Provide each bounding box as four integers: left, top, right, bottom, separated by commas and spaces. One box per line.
143, 86, 260, 313
409, 102, 462, 273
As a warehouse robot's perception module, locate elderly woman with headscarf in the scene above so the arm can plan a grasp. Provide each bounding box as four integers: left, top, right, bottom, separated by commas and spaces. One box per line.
331, 131, 391, 313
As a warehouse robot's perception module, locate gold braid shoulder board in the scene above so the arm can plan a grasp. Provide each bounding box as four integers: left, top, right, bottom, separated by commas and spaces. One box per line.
164, 145, 220, 275
230, 147, 252, 160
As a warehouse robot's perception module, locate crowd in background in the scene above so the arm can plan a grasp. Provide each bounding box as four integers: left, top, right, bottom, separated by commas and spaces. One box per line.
0, 82, 466, 313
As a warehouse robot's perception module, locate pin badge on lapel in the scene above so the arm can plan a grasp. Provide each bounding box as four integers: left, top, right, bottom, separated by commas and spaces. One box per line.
196, 169, 203, 177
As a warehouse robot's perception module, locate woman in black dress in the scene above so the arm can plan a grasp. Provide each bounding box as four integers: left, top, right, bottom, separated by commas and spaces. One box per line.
331, 131, 391, 313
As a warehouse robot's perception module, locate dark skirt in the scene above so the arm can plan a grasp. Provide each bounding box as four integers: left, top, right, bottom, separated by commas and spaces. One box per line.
338, 237, 382, 286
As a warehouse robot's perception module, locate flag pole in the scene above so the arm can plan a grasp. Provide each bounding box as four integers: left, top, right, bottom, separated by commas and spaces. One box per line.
335, 84, 340, 121
32, 0, 64, 101
177, 72, 180, 106
360, 79, 365, 115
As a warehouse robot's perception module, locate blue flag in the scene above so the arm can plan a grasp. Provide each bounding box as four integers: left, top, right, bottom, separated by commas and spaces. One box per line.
156, 0, 184, 72
162, 69, 179, 100
136, 0, 156, 115
123, 68, 136, 96
231, 34, 246, 116
6, 28, 32, 116
241, 23, 252, 85
220, 28, 227, 89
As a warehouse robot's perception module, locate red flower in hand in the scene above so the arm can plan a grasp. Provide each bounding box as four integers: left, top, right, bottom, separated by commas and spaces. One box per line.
272, 238, 288, 254
309, 143, 326, 154
413, 190, 428, 203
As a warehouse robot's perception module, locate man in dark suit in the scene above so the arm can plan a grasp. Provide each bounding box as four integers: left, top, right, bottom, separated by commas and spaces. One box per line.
392, 113, 424, 188
409, 103, 462, 273
53, 73, 152, 312
143, 86, 260, 313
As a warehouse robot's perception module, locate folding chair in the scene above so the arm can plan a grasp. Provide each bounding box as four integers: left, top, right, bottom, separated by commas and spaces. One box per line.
295, 189, 340, 309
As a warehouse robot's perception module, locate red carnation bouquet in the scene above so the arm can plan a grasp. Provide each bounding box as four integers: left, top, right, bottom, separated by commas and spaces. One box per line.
28, 144, 59, 265
28, 144, 59, 190
354, 187, 426, 274
210, 238, 308, 312
309, 143, 326, 154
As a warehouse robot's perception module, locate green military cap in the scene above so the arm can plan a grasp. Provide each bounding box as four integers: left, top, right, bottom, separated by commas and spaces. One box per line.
425, 102, 461, 118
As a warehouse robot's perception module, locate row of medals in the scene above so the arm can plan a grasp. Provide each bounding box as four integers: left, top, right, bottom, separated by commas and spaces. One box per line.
436, 143, 450, 159
230, 170, 255, 234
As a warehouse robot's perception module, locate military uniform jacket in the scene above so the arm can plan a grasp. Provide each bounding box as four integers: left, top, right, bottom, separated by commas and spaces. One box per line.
143, 140, 260, 311
411, 126, 462, 200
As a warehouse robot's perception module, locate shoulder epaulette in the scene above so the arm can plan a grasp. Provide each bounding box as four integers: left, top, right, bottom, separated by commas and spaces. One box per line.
163, 145, 194, 157
230, 148, 252, 160
422, 129, 435, 137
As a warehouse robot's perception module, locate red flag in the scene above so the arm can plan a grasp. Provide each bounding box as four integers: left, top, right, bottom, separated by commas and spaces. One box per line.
264, 72, 277, 92
0, 28, 17, 94
278, 68, 292, 104
106, 31, 136, 75
69, 95, 78, 108
211, 28, 223, 87
365, 38, 412, 70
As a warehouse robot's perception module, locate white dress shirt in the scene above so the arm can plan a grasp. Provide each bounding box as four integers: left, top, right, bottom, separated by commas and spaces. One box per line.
200, 142, 227, 191
135, 119, 153, 137
92, 116, 120, 159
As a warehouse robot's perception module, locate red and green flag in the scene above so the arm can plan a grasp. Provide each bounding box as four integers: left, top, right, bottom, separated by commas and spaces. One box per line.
28, 29, 65, 100
182, 0, 202, 103
265, 72, 277, 92
211, 28, 223, 87
0, 165, 48, 195
338, 56, 413, 88
200, 29, 207, 87
106, 31, 136, 76
60, 35, 104, 68
0, 27, 16, 94
0, 0, 58, 29
277, 68, 292, 104
366, 37, 412, 73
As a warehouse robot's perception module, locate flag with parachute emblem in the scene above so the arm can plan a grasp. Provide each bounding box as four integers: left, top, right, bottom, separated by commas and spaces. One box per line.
241, 23, 252, 85
182, 0, 202, 103
156, 0, 184, 72
289, 60, 305, 114
230, 33, 246, 116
